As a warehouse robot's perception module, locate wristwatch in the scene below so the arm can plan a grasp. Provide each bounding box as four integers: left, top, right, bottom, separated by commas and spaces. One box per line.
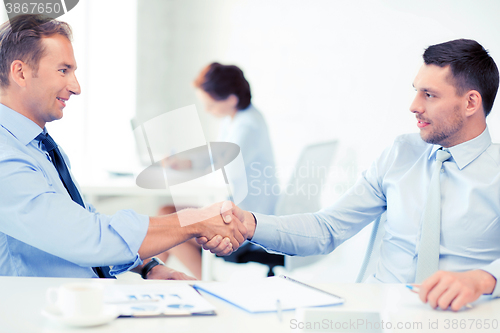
141, 257, 165, 279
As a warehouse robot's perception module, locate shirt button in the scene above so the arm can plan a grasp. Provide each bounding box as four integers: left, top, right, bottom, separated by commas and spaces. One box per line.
441, 169, 444, 173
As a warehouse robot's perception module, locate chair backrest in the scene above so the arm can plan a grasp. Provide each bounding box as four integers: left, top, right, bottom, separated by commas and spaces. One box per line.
275, 141, 338, 216
355, 212, 387, 283
279, 141, 338, 271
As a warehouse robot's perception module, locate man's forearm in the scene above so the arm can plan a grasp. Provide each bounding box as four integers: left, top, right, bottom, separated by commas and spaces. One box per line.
138, 214, 200, 259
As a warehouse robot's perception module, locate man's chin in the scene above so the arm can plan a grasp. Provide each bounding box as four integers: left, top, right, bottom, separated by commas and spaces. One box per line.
55, 109, 64, 118
420, 131, 436, 145
420, 131, 450, 146
49, 112, 64, 123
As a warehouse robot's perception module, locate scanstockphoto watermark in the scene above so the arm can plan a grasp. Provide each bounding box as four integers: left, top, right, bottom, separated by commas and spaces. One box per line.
3, 0, 79, 22
250, 161, 358, 182
248, 161, 364, 199
248, 178, 367, 200
290, 318, 422, 331
133, 105, 249, 227
290, 318, 499, 331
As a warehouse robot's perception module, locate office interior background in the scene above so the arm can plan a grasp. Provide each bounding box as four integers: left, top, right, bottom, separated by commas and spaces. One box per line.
3, 0, 500, 281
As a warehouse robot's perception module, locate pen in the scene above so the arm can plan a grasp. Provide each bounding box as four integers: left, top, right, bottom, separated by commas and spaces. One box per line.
279, 275, 344, 301
276, 299, 282, 322
406, 285, 473, 309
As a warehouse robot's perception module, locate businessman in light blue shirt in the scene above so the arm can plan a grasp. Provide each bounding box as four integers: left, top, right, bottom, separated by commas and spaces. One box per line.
0, 15, 246, 279
203, 39, 500, 311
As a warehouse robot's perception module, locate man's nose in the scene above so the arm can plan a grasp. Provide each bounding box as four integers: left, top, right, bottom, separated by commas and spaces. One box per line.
410, 95, 423, 114
68, 73, 81, 95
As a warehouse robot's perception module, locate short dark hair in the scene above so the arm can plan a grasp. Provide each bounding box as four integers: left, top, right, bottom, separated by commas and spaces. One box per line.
193, 62, 251, 110
423, 39, 499, 117
0, 14, 72, 88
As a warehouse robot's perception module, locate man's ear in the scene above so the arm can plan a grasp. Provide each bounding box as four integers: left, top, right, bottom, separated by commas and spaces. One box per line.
464, 90, 482, 117
10, 60, 29, 88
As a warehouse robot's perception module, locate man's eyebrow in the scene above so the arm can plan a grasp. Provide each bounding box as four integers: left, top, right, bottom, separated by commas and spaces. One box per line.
59, 63, 74, 69
421, 88, 438, 94
412, 84, 437, 94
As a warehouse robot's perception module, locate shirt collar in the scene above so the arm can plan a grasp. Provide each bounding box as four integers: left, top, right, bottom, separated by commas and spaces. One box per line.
0, 103, 44, 146
429, 126, 491, 170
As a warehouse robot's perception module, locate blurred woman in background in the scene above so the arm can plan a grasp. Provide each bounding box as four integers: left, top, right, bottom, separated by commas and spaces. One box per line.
158, 63, 280, 279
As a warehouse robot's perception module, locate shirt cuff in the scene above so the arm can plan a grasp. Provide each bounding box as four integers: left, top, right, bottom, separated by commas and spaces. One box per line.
108, 210, 149, 275
110, 254, 144, 276
479, 261, 500, 297
250, 212, 292, 255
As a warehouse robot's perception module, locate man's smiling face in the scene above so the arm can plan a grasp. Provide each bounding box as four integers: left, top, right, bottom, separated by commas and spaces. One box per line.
22, 33, 81, 128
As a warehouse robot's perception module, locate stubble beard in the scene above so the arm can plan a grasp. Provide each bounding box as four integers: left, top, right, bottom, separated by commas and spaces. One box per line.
420, 105, 464, 147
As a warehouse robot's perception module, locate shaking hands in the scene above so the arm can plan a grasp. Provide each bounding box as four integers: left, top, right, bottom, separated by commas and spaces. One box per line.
196, 201, 256, 256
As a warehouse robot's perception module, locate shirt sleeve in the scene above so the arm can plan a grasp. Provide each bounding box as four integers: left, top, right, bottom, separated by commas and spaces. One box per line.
251, 145, 391, 255
0, 151, 149, 272
479, 261, 500, 297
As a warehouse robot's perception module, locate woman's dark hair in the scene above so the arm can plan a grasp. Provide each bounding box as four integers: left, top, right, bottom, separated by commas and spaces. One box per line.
193, 62, 251, 110
423, 39, 499, 117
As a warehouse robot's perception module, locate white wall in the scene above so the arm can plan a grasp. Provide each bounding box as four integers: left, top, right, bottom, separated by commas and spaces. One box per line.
135, 0, 500, 190
41, 0, 138, 181
2, 1, 498, 184
131, 0, 500, 281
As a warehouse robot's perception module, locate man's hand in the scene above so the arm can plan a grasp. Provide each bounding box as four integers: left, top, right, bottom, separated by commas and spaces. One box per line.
146, 264, 196, 280
190, 201, 247, 253
196, 201, 256, 254
418, 270, 496, 311
139, 201, 247, 260
220, 201, 256, 239
198, 235, 234, 256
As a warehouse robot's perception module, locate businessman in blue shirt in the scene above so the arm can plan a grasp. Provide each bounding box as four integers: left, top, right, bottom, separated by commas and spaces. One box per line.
203, 39, 500, 311
0, 15, 245, 279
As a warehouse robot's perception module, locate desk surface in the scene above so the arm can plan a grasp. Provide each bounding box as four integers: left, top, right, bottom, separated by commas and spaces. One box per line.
1, 277, 498, 333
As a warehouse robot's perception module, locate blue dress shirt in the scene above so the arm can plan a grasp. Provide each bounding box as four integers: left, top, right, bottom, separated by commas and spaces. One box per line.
0, 104, 149, 277
252, 128, 500, 296
217, 104, 279, 215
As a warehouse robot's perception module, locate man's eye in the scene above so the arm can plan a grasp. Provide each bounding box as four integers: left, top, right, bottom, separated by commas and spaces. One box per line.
425, 92, 433, 98
59, 69, 67, 74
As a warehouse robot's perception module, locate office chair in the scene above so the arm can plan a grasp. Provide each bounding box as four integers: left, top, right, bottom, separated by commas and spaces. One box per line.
278, 140, 339, 272
202, 140, 339, 280
355, 212, 386, 283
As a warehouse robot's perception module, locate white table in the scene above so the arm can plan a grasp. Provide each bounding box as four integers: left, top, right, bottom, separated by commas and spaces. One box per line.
79, 171, 229, 209
1, 276, 499, 333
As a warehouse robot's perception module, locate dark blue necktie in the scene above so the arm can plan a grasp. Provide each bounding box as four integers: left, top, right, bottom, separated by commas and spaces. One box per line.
36, 132, 114, 279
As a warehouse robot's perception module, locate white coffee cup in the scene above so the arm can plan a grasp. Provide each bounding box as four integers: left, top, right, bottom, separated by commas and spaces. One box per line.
46, 283, 104, 318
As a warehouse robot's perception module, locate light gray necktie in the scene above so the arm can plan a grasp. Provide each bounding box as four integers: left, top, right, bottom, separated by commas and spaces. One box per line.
415, 148, 451, 283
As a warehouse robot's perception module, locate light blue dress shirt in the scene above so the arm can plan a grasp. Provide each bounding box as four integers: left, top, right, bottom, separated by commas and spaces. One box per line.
218, 104, 279, 215
252, 128, 500, 296
0, 104, 149, 277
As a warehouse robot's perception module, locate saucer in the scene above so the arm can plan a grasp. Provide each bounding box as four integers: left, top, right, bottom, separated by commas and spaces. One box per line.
41, 304, 119, 327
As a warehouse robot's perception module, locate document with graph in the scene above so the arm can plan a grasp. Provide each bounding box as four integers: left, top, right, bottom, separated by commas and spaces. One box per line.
104, 283, 216, 317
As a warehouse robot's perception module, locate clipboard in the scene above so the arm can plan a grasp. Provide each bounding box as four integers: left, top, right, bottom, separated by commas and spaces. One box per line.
194, 275, 344, 313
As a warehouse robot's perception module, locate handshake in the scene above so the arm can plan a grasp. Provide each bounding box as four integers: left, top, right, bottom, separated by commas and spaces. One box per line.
191, 201, 257, 256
